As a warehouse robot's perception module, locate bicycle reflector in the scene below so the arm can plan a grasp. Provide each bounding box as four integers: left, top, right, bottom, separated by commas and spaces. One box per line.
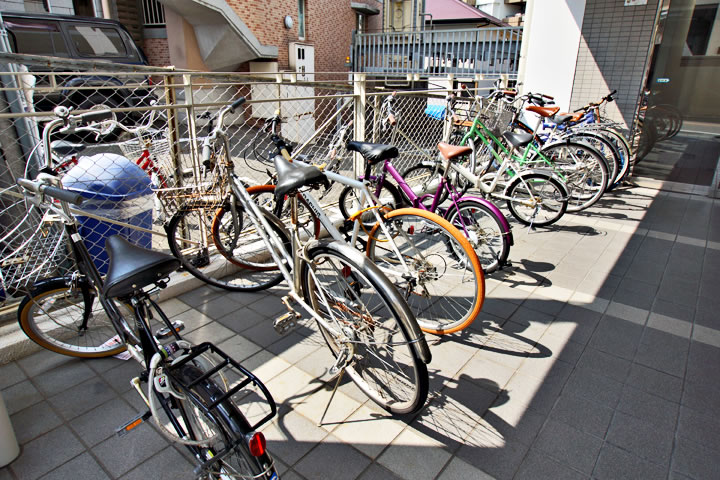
248, 432, 267, 457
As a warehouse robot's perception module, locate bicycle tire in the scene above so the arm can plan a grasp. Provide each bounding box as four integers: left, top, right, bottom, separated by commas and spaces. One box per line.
564, 131, 619, 190
167, 202, 289, 292
365, 208, 485, 335
400, 163, 449, 206
247, 183, 321, 240
338, 180, 402, 228
445, 200, 511, 274
18, 277, 128, 358
539, 141, 607, 212
171, 363, 278, 479
505, 173, 568, 227
300, 240, 429, 414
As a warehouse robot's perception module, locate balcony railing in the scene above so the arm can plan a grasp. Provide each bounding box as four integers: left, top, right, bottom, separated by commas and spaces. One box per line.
352, 26, 522, 78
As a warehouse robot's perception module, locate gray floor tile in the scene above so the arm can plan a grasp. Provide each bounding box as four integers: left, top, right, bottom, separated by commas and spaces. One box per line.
682, 379, 720, 413
575, 347, 632, 383
215, 334, 263, 363
635, 329, 689, 378
676, 405, 720, 453
181, 320, 236, 345
548, 393, 614, 438
91, 422, 168, 478
562, 367, 624, 409
593, 443, 668, 480
435, 457, 494, 480
377, 429, 452, 480
295, 435, 371, 480
2, 380, 43, 416
16, 349, 75, 378
118, 445, 194, 480
0, 363, 26, 390
626, 363, 683, 403
616, 385, 680, 431
69, 397, 137, 447
38, 452, 110, 480
262, 410, 329, 466
589, 315, 644, 360
533, 419, 603, 474
8, 426, 85, 480
193, 295, 244, 320
101, 360, 142, 394
216, 306, 267, 333
10, 401, 63, 445
515, 449, 588, 480
177, 285, 228, 308
672, 436, 720, 480
47, 377, 116, 421
32, 361, 97, 398
456, 437, 528, 480
606, 411, 674, 465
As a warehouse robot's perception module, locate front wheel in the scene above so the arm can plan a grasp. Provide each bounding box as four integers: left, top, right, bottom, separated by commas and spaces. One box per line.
445, 200, 511, 274
18, 278, 128, 358
300, 240, 429, 414
365, 208, 485, 335
338, 180, 402, 229
505, 173, 568, 227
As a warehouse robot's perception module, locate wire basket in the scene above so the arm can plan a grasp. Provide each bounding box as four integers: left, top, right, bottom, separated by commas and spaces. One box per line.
0, 186, 71, 300
480, 99, 516, 138
118, 132, 176, 190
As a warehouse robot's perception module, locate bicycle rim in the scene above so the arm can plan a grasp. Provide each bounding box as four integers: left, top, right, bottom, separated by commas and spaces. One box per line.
506, 174, 568, 227
446, 201, 510, 274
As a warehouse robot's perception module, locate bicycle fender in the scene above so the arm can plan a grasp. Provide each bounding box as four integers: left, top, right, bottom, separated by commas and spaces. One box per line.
453, 196, 514, 245
503, 169, 570, 198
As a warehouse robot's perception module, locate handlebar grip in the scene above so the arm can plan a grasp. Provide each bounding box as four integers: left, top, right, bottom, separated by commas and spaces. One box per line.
17, 178, 84, 205
542, 94, 554, 100
80, 110, 113, 125
229, 97, 246, 113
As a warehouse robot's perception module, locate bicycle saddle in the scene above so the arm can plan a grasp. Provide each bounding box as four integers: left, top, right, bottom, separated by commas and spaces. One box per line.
346, 141, 398, 165
526, 105, 560, 118
103, 235, 180, 298
503, 131, 533, 149
273, 155, 328, 200
51, 140, 86, 157
437, 142, 472, 160
550, 114, 574, 125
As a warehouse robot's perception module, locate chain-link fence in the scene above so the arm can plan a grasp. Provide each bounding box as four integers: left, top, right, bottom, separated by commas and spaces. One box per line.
0, 53, 503, 306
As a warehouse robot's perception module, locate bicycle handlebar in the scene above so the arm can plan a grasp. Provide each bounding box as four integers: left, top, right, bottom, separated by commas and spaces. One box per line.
17, 177, 84, 206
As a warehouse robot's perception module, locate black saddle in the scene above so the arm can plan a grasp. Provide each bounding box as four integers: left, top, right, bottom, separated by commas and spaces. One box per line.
550, 114, 574, 125
503, 131, 533, 149
103, 235, 180, 298
273, 155, 328, 200
51, 140, 86, 157
346, 141, 398, 166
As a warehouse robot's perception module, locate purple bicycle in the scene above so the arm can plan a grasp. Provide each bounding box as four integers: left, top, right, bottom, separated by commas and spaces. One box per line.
339, 141, 513, 273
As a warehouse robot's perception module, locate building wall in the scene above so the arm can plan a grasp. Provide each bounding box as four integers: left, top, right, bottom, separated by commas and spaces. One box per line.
0, 0, 73, 14
569, 0, 659, 127
143, 36, 170, 66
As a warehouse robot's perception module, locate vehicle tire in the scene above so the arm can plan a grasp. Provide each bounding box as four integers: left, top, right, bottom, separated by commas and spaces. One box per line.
338, 180, 402, 229
565, 132, 619, 190
166, 201, 289, 291
505, 173, 568, 227
170, 363, 278, 479
445, 200, 511, 274
539, 141, 607, 212
300, 240, 429, 414
365, 208, 485, 334
18, 277, 128, 357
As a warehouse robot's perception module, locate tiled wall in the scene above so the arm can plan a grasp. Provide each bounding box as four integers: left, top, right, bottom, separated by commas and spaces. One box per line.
570, 0, 660, 128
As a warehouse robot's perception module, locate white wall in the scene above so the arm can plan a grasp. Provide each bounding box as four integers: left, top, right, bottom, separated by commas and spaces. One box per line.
520, 0, 586, 111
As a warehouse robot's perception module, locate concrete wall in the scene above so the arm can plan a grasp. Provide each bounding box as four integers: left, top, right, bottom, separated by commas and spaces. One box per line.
520, 0, 587, 111
570, 0, 659, 127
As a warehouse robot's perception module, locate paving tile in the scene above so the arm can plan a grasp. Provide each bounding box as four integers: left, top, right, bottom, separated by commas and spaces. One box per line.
266, 331, 323, 366
215, 334, 263, 363
241, 319, 286, 349
548, 393, 614, 438
626, 363, 683, 403
562, 367, 624, 409
435, 457, 494, 480
289, 380, 361, 430
331, 405, 405, 459
264, 365, 315, 406
575, 347, 631, 383
672, 436, 720, 480
676, 406, 720, 453
47, 377, 116, 420
38, 452, 110, 480
295, 434, 371, 479
377, 428, 452, 480
457, 351, 516, 391
0, 363, 26, 390
164, 307, 214, 334
483, 395, 546, 447
616, 385, 680, 431
593, 443, 668, 480
118, 445, 194, 480
606, 411, 674, 465
456, 435, 528, 480
533, 419, 603, 474
91, 422, 168, 478
69, 397, 137, 447
8, 426, 85, 480
216, 306, 267, 333
357, 463, 404, 480
241, 350, 293, 384
635, 329, 689, 378
176, 285, 227, 308
16, 349, 75, 377
180, 320, 236, 345
10, 401, 63, 445
681, 379, 720, 413
2, 379, 43, 416
262, 409, 329, 466
101, 359, 143, 394
589, 314, 644, 360
604, 301, 649, 325
503, 362, 572, 415
514, 449, 588, 480
157, 298, 192, 317
192, 294, 244, 320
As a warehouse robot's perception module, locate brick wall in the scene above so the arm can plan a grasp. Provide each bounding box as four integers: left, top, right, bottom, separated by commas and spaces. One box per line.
226, 0, 382, 75
143, 37, 170, 67
570, 0, 659, 128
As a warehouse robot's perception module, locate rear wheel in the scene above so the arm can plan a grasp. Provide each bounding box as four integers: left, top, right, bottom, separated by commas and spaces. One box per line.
339, 180, 402, 229
400, 163, 448, 206
506, 173, 568, 227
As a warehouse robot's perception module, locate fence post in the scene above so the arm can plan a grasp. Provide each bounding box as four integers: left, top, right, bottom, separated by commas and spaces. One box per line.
353, 73, 366, 179
164, 74, 182, 185
182, 74, 201, 178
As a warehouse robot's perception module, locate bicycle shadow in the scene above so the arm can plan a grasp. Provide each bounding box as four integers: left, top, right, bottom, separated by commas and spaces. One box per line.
489, 258, 552, 289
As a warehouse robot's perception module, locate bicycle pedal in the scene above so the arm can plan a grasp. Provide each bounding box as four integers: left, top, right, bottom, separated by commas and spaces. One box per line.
274, 312, 300, 334
116, 410, 152, 437
155, 321, 185, 339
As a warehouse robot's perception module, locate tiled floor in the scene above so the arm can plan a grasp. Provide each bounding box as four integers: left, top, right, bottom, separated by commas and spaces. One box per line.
2, 180, 720, 479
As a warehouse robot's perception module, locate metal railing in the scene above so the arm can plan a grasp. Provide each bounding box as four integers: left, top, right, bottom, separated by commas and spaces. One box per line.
352, 26, 522, 78
142, 0, 166, 27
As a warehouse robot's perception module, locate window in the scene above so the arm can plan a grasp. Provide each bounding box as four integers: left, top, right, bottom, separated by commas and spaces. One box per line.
67, 25, 127, 57
142, 0, 166, 27
5, 21, 68, 57
685, 3, 718, 56
298, 0, 306, 39
357, 13, 365, 33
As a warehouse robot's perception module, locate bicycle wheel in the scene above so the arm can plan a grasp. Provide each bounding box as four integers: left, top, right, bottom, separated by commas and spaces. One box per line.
365, 208, 485, 335
338, 180, 402, 229
170, 363, 278, 479
400, 163, 448, 206
539, 141, 607, 212
445, 200, 511, 274
565, 132, 619, 190
595, 127, 632, 186
300, 240, 429, 414
18, 277, 128, 358
505, 173, 568, 227
167, 201, 289, 292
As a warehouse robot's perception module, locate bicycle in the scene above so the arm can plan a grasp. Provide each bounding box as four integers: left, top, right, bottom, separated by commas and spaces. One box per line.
10, 108, 280, 479
337, 140, 514, 274
168, 98, 433, 413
